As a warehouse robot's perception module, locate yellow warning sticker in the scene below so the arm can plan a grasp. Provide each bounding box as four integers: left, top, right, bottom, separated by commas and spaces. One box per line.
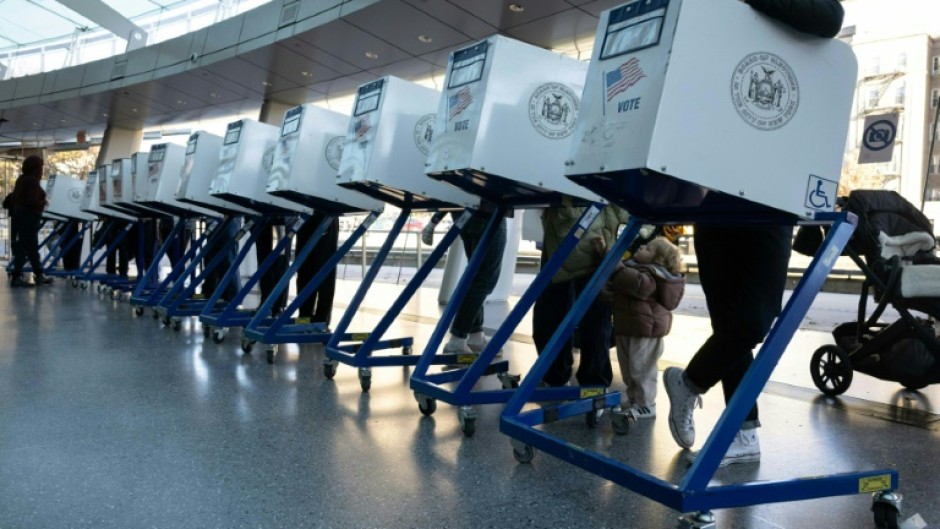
580, 388, 604, 399
351, 333, 369, 341
859, 475, 892, 494
192, 293, 205, 300
294, 317, 311, 324
456, 354, 476, 364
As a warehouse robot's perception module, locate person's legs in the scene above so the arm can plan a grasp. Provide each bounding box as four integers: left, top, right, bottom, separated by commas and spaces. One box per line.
629, 336, 663, 411
256, 221, 288, 313
614, 336, 634, 405
572, 274, 613, 388
296, 212, 339, 324
447, 212, 506, 344
19, 211, 44, 282
534, 279, 575, 386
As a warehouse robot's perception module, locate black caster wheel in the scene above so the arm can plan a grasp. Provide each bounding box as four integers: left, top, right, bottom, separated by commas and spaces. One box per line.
611, 407, 635, 436
402, 346, 413, 355
359, 373, 372, 392
162, 316, 170, 326
202, 325, 211, 339
71, 278, 78, 288
133, 306, 144, 317
499, 372, 520, 389
323, 362, 337, 379
211, 330, 225, 344
512, 444, 535, 464
172, 319, 181, 332
266, 347, 276, 364
241, 338, 254, 354
810, 345, 853, 396
417, 395, 437, 416
872, 502, 900, 529
80, 281, 88, 290
152, 310, 159, 320
461, 417, 476, 437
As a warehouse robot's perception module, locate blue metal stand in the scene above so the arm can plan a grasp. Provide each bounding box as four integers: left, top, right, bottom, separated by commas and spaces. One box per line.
129, 217, 195, 314
154, 217, 242, 330
73, 219, 136, 288
199, 214, 300, 346
410, 202, 614, 435
499, 212, 900, 523
44, 220, 91, 278
323, 207, 470, 392
243, 211, 380, 365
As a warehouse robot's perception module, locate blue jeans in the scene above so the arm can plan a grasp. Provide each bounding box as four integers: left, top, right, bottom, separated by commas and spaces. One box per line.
449, 210, 506, 338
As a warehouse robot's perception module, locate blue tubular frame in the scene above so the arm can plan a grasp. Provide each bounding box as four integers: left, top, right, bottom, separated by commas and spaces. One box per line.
44, 220, 91, 277
322, 207, 467, 374
410, 202, 615, 408
500, 212, 899, 514
199, 214, 303, 333
156, 216, 240, 319
130, 217, 189, 309
243, 210, 381, 346
76, 219, 136, 284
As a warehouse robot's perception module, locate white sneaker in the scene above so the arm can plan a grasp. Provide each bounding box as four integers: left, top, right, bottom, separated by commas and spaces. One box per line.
629, 404, 656, 419
467, 336, 504, 357
686, 428, 761, 467
664, 367, 702, 449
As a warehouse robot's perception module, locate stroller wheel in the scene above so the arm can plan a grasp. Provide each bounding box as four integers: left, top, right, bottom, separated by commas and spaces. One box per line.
810, 345, 853, 396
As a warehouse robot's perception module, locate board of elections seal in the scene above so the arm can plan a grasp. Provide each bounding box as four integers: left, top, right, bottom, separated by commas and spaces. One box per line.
414, 114, 435, 155
325, 136, 345, 171
731, 52, 799, 131
68, 188, 83, 203
528, 82, 579, 139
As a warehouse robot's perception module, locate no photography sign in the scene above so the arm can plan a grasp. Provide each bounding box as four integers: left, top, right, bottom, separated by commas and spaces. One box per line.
858, 113, 899, 164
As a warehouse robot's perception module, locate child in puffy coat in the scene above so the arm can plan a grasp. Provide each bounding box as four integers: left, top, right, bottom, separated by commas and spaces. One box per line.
604, 236, 685, 419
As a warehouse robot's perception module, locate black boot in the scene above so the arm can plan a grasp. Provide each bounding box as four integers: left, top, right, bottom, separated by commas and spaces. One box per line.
35, 274, 53, 285
10, 275, 33, 288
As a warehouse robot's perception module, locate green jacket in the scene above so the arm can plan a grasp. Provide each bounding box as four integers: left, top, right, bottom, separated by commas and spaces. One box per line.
541, 203, 629, 283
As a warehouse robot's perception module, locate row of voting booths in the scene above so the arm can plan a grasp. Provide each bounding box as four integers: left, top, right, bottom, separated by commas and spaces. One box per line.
32, 0, 903, 526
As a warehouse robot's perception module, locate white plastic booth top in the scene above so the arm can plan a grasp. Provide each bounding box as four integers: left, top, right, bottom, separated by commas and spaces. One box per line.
425, 36, 600, 208
209, 119, 310, 216
267, 104, 385, 215
101, 160, 145, 219
112, 155, 165, 218
138, 143, 217, 219
177, 131, 254, 217
45, 174, 96, 222
39, 180, 71, 222
336, 76, 477, 211
80, 168, 135, 221
565, 0, 856, 221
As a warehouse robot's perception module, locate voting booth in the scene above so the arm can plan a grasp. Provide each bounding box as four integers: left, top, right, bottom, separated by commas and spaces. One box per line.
46, 174, 95, 221
425, 36, 595, 207
267, 104, 384, 214
101, 160, 143, 218
564, 0, 856, 220
209, 119, 309, 216
139, 143, 215, 218
177, 131, 253, 216
82, 168, 134, 221
112, 154, 160, 217
336, 76, 476, 210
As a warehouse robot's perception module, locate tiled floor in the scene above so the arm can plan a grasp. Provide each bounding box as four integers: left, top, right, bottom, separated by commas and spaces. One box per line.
0, 274, 937, 529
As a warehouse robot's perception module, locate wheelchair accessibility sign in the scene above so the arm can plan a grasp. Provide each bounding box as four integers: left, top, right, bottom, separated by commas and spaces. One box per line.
805, 174, 838, 211
858, 112, 899, 164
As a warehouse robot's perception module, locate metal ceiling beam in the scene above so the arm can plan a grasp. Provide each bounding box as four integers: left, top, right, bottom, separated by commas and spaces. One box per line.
53, 0, 149, 52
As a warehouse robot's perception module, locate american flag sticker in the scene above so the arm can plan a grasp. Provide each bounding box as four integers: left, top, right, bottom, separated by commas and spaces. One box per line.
448, 86, 473, 120
606, 57, 645, 101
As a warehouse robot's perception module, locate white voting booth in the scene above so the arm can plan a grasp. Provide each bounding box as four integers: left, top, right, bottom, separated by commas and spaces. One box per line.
565, 0, 856, 219
336, 76, 476, 210
111, 155, 160, 218
177, 131, 253, 216
46, 174, 95, 222
82, 168, 134, 221
139, 143, 215, 218
267, 104, 385, 214
210, 119, 309, 216
425, 35, 596, 207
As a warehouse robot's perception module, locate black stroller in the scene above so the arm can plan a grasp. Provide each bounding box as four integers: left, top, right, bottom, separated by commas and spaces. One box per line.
796, 190, 940, 396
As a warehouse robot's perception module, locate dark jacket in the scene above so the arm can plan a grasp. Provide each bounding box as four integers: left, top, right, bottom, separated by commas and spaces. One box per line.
746, 0, 844, 38
11, 173, 46, 215
609, 261, 685, 338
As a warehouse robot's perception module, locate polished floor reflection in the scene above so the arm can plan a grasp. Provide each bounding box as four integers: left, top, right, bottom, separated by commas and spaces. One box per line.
0, 278, 938, 529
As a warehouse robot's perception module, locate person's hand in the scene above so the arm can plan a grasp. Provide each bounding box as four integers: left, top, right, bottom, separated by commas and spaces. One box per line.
591, 236, 607, 257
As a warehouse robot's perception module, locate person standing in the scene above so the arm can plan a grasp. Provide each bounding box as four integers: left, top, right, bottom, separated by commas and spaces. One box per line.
10, 155, 53, 287
663, 0, 846, 466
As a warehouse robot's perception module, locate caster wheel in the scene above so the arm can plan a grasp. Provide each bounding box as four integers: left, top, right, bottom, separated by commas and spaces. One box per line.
323, 362, 337, 379
203, 325, 211, 338
80, 281, 88, 290
266, 346, 276, 364
71, 279, 78, 288
611, 407, 635, 436
133, 307, 144, 317
458, 407, 477, 437
172, 319, 181, 332
810, 345, 853, 396
359, 373, 372, 392
416, 394, 437, 416
512, 444, 535, 464
585, 408, 604, 429
402, 346, 413, 355
152, 310, 159, 320
162, 316, 170, 326
872, 502, 900, 529
211, 329, 226, 344
241, 338, 255, 354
